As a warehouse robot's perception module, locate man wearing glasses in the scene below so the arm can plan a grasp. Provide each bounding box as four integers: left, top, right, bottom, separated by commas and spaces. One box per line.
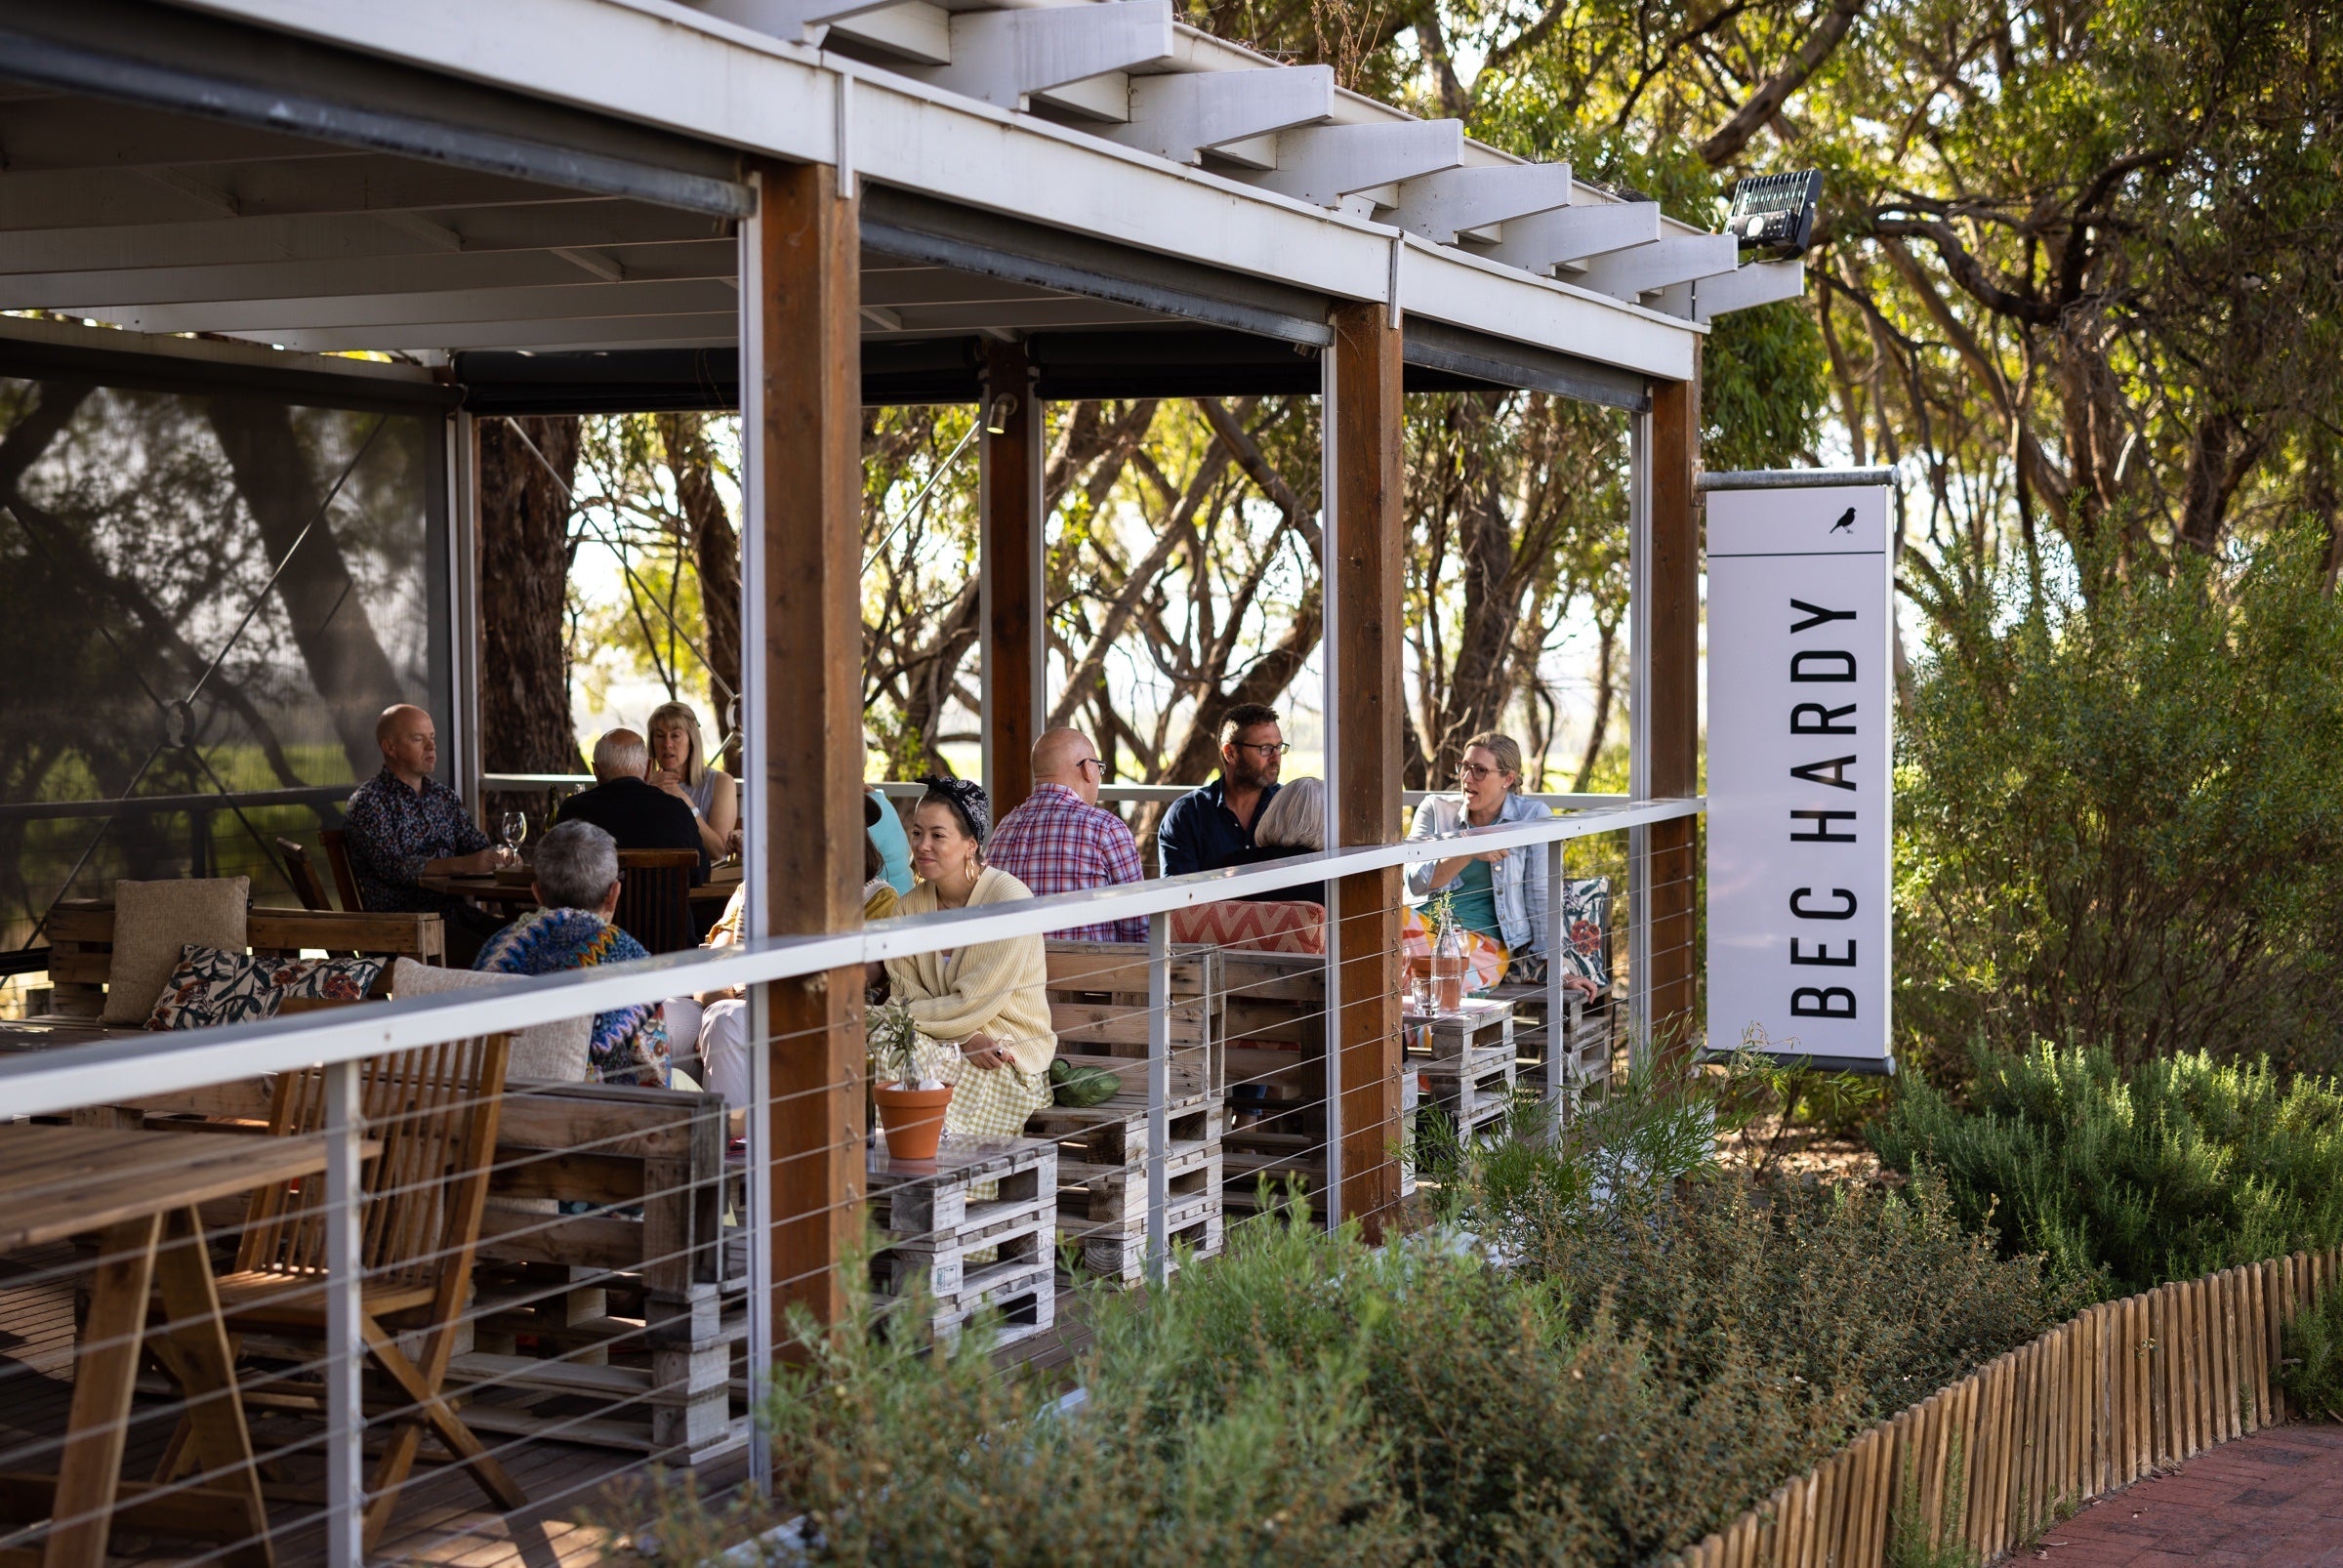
985, 727, 1149, 942
1157, 703, 1287, 877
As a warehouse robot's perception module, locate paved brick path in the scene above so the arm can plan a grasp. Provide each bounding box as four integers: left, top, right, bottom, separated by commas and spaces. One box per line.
2035, 1424, 2343, 1566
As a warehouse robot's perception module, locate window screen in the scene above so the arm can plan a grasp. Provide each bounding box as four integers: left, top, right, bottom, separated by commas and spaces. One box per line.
0, 372, 450, 948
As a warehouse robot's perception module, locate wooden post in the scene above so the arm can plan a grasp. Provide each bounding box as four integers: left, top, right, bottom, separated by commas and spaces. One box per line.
981, 340, 1044, 816
746, 157, 865, 1341
1327, 301, 1404, 1237
1647, 349, 1701, 1061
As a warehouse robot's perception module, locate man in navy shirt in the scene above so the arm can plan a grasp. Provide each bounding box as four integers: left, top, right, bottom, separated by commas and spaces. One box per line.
1157, 703, 1286, 876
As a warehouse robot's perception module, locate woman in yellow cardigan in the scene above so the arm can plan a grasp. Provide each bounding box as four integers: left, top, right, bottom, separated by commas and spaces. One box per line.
884, 777, 1057, 1137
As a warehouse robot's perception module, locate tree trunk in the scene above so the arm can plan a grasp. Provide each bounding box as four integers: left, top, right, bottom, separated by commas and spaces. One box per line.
477, 416, 583, 786
205, 398, 408, 779
657, 413, 743, 765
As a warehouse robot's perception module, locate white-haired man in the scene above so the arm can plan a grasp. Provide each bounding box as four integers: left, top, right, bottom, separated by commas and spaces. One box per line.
555, 727, 707, 883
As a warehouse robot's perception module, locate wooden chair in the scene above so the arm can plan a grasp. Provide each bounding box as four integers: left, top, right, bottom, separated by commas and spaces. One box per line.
164, 1034, 524, 1550
613, 847, 699, 955
275, 838, 332, 912
319, 828, 364, 913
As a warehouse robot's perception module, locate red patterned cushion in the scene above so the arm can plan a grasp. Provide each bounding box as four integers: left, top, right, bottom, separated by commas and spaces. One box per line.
1170, 901, 1326, 955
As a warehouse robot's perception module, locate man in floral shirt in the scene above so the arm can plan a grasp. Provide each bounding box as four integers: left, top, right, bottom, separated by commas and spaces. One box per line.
985, 727, 1147, 943
342, 705, 511, 961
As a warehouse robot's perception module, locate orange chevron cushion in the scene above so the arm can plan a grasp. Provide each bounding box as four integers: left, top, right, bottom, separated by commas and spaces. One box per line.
1170, 900, 1327, 955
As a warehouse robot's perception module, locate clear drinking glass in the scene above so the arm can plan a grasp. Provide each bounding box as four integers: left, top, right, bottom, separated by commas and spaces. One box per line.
500, 810, 528, 862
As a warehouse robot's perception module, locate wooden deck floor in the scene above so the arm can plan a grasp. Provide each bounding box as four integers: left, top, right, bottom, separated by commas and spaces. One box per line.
0, 1247, 1094, 1567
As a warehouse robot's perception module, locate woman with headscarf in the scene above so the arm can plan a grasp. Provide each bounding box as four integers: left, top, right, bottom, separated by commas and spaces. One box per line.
883, 776, 1057, 1138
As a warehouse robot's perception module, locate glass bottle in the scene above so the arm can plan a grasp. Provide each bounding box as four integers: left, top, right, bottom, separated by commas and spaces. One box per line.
1431, 904, 1467, 1013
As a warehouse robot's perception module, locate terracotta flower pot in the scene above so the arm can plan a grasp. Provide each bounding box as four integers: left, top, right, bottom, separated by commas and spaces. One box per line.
874, 1083, 954, 1161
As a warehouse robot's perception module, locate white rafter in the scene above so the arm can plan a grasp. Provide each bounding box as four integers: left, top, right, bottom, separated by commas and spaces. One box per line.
1574, 233, 1741, 300
1240, 120, 1463, 208
1475, 201, 1662, 273
1388, 162, 1571, 245
1101, 62, 1333, 164
679, 0, 902, 44
900, 0, 1175, 112
1693, 258, 1805, 320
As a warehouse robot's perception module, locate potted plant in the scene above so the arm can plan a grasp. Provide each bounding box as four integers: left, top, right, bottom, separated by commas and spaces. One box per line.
867, 997, 952, 1160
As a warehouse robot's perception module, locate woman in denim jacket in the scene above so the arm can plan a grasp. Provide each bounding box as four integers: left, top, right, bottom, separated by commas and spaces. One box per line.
1406, 731, 1596, 997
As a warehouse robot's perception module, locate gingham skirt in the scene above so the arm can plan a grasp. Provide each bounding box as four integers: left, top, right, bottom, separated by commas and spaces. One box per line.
909, 1035, 1051, 1138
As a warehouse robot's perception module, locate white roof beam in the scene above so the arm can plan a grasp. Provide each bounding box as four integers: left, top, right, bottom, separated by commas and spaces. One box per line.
377, 211, 466, 252
63, 278, 739, 335
1575, 233, 1741, 300
135, 168, 241, 219
824, 3, 952, 64
1476, 201, 1662, 272
0, 241, 738, 310
679, 0, 902, 45
1389, 162, 1572, 245
1694, 258, 1806, 320
902, 1, 1175, 112
1101, 63, 1334, 165
1241, 120, 1463, 208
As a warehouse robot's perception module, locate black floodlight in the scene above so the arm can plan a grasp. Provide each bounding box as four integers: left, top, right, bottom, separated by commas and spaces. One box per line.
1726, 170, 1822, 253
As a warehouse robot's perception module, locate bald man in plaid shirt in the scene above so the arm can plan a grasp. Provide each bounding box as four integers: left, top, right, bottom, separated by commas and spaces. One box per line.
986, 727, 1148, 944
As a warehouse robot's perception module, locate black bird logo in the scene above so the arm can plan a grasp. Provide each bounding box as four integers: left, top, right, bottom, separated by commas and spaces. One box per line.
1829, 507, 1856, 534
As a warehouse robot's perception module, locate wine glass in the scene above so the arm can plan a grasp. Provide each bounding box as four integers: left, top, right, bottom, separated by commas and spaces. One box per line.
499, 810, 527, 866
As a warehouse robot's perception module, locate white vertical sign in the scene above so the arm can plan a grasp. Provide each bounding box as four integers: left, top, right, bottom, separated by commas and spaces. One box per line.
1705, 477, 1894, 1072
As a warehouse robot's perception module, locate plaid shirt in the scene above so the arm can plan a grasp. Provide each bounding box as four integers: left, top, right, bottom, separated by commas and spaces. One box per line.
985, 784, 1147, 944
342, 766, 489, 914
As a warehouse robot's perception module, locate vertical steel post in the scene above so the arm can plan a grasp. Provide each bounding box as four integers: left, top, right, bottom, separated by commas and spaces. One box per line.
322, 1059, 363, 1568
1543, 837, 1567, 1127
1145, 911, 1171, 1284
1626, 409, 1654, 1066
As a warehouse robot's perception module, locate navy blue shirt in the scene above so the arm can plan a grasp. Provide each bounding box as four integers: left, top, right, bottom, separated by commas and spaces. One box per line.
1157, 777, 1282, 877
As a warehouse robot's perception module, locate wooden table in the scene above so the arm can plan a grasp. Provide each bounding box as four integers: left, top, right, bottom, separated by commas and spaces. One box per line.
422, 864, 741, 910
0, 1125, 350, 1568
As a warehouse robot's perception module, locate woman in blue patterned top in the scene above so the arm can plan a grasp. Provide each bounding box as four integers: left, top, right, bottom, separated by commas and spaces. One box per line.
474, 819, 669, 1086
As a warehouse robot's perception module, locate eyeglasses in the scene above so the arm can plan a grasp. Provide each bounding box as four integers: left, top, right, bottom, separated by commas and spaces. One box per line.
1075, 757, 1105, 776
1233, 741, 1292, 758
1457, 763, 1502, 782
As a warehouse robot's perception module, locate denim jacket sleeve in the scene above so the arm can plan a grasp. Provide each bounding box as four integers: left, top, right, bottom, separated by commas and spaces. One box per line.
1403, 795, 1454, 900
1515, 799, 1554, 954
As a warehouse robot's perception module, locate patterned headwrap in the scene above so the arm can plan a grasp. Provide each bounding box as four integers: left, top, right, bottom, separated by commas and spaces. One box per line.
919, 774, 991, 846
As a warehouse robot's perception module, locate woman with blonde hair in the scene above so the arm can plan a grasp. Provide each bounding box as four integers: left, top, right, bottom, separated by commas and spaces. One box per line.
645, 700, 737, 862
1405, 731, 1595, 996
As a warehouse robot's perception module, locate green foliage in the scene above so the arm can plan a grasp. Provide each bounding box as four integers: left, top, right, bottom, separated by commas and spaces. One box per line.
1897, 532, 2343, 1076
619, 1064, 2073, 1565
2279, 1281, 2343, 1424
1869, 1042, 2343, 1296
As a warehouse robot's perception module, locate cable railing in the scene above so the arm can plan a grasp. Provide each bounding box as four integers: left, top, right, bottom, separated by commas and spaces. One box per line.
482, 772, 1639, 813
0, 793, 1701, 1567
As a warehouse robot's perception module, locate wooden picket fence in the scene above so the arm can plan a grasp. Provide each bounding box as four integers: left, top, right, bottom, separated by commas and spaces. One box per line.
1679, 1246, 2343, 1568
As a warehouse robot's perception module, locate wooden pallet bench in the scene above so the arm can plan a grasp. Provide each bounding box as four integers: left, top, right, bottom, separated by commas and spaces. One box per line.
11, 901, 443, 1040
866, 1135, 1060, 1350
1218, 948, 1331, 1222
1474, 984, 1619, 1107
1407, 998, 1517, 1135
1044, 940, 1223, 1106
1028, 1097, 1225, 1283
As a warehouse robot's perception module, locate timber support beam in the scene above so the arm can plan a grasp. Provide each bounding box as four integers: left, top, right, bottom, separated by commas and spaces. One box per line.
981, 339, 1043, 816
1327, 301, 1405, 1238
746, 156, 865, 1344
1647, 351, 1702, 1061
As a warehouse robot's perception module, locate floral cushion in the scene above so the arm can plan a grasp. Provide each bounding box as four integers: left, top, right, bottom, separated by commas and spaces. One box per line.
1562, 877, 1612, 991
144, 944, 384, 1031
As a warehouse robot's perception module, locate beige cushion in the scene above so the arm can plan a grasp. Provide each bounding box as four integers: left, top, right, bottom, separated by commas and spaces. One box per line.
103, 878, 249, 1025
389, 959, 591, 1082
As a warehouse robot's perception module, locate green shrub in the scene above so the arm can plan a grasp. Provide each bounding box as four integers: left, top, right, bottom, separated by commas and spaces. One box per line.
2280, 1282, 2343, 1423
1869, 1042, 2343, 1295
1896, 532, 2343, 1078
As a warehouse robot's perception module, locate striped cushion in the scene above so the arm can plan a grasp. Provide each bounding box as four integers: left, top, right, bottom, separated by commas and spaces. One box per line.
1170, 901, 1326, 954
